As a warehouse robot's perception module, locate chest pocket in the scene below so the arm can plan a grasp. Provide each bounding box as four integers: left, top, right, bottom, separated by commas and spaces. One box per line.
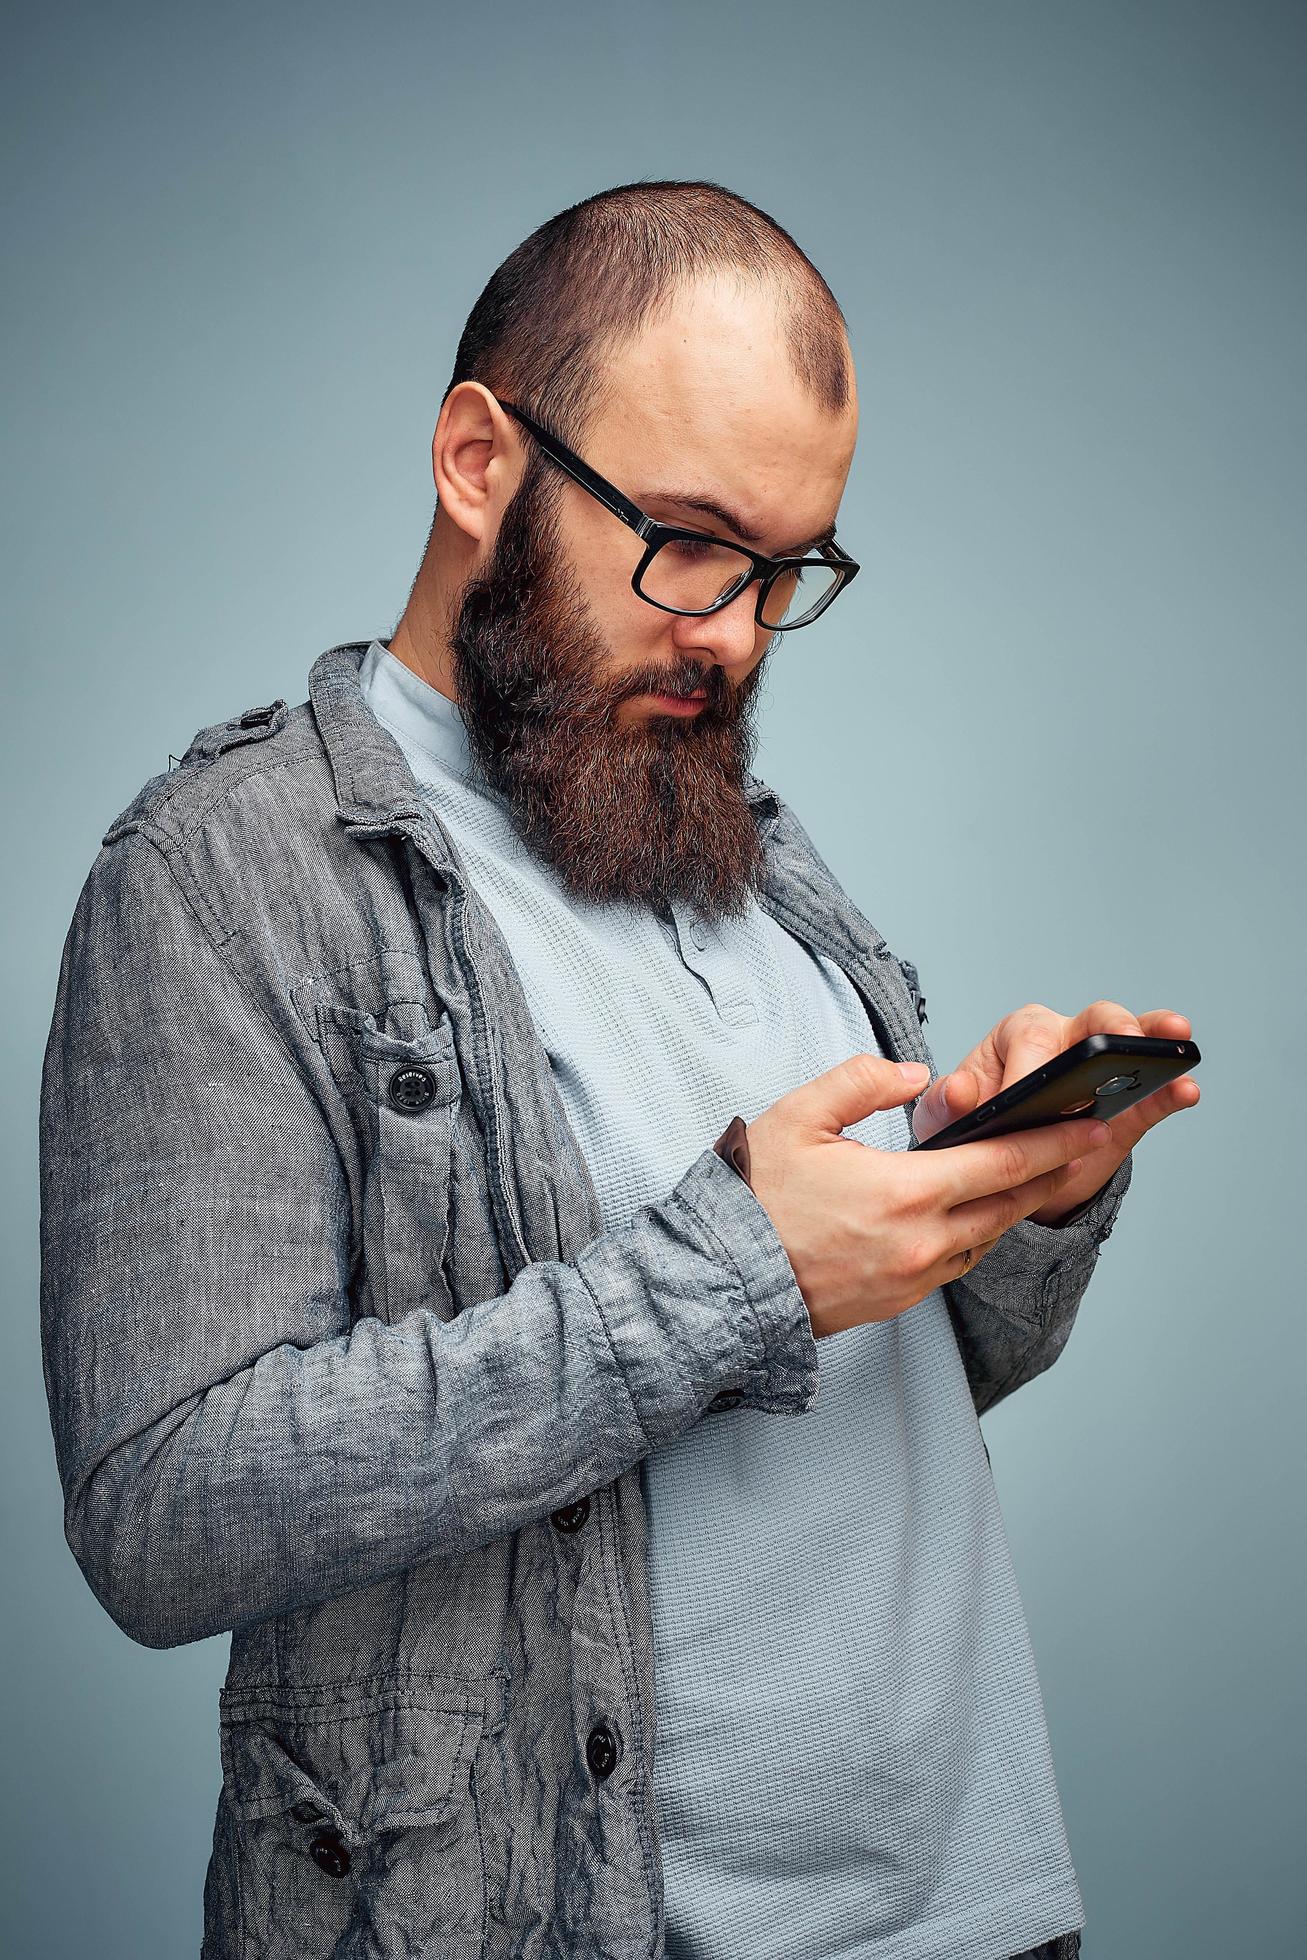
317, 999, 462, 1326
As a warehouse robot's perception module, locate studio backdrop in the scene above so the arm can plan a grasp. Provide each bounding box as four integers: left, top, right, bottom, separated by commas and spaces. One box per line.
4, 4, 1301, 1957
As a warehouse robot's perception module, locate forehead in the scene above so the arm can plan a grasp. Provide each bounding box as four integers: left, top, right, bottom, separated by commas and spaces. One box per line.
588, 274, 857, 523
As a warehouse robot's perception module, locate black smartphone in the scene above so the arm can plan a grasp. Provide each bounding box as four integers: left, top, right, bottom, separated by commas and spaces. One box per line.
911, 1033, 1201, 1151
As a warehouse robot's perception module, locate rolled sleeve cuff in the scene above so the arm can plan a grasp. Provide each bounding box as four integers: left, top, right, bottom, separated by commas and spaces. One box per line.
581, 1142, 820, 1442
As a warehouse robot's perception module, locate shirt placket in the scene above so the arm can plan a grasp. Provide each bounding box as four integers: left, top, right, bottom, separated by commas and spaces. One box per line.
666, 904, 758, 1029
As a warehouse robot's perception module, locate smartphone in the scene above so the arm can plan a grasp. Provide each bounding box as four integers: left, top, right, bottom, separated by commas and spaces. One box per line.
911, 1033, 1201, 1151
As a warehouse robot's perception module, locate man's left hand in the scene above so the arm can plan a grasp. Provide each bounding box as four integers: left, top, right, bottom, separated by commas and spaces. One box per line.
910, 1002, 1200, 1225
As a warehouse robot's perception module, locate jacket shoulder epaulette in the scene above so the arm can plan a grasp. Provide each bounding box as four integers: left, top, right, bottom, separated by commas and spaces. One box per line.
101, 698, 292, 845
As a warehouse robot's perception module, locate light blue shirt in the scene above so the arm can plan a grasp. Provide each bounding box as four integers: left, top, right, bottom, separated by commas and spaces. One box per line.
359, 639, 1084, 1960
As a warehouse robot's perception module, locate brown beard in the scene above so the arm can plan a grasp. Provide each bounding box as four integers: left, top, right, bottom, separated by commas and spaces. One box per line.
447, 452, 773, 920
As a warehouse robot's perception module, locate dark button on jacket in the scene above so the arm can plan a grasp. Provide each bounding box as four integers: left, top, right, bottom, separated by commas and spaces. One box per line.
550, 1498, 590, 1532
586, 1725, 619, 1779
308, 1831, 351, 1878
387, 1064, 437, 1112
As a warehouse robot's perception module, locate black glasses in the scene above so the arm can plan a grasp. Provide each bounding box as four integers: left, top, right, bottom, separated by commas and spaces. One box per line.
496, 397, 859, 632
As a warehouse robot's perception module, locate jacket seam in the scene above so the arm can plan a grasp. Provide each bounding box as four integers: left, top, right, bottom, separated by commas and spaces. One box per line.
110, 736, 325, 845
576, 1269, 655, 1455
592, 1480, 661, 1944
133, 827, 328, 1095
671, 1184, 765, 1371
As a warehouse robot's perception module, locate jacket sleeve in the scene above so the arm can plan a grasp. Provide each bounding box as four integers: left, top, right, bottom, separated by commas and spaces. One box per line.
909, 1017, 1134, 1418
39, 831, 819, 1650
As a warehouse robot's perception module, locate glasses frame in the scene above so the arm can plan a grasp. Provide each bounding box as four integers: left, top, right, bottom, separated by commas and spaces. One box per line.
496, 397, 860, 632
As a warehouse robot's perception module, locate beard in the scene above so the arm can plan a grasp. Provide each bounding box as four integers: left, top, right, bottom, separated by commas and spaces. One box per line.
446, 452, 773, 921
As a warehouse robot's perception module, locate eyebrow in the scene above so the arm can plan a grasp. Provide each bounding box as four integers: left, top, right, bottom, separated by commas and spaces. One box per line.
636, 487, 839, 557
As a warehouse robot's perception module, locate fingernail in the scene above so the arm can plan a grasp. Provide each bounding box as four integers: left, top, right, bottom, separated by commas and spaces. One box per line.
1091, 1120, 1112, 1142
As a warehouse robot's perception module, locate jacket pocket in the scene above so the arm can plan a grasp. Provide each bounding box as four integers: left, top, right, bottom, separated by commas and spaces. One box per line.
216, 1677, 488, 1960
318, 1000, 462, 1325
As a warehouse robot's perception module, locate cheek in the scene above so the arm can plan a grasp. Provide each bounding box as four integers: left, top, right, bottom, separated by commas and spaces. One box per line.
585, 557, 676, 662
566, 502, 660, 624
584, 538, 647, 627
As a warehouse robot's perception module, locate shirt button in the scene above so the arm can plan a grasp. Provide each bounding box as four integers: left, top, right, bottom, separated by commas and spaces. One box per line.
308, 1830, 351, 1877
585, 1724, 619, 1779
709, 1390, 744, 1411
388, 1065, 436, 1112
549, 1497, 591, 1532
689, 921, 708, 950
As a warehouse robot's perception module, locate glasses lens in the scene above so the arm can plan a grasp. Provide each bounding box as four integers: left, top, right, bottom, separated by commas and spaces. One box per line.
758, 559, 843, 630
639, 536, 756, 615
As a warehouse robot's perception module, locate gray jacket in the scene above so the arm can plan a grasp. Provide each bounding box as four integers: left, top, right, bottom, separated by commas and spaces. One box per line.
38, 639, 1131, 1959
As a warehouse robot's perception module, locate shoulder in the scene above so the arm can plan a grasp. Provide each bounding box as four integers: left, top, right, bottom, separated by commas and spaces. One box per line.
100, 692, 335, 853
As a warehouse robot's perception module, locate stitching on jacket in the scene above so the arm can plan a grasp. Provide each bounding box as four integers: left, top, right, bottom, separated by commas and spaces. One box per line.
671, 1184, 764, 1372
576, 1269, 654, 1454
592, 1476, 661, 1944
221, 1669, 494, 1707
137, 830, 328, 1098
106, 737, 324, 847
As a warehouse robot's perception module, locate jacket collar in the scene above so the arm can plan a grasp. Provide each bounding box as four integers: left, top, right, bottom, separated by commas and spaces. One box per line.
309, 640, 430, 829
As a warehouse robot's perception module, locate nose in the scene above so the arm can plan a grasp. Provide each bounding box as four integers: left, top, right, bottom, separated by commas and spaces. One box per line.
671, 580, 766, 684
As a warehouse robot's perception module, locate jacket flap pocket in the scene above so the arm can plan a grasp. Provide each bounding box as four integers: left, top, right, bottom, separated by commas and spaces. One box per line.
315, 1000, 459, 1105
219, 1682, 487, 1844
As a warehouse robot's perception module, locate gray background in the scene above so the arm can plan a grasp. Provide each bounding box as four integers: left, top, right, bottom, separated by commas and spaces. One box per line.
4, 3, 1302, 1954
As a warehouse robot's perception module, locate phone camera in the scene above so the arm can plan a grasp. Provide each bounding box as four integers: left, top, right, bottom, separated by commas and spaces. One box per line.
1095, 1071, 1140, 1098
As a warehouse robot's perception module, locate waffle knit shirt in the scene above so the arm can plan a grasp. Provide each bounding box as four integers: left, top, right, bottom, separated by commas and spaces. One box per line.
358, 638, 1085, 1960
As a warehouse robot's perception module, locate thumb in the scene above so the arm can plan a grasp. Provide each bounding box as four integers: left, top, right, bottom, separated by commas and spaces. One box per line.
789, 1053, 931, 1138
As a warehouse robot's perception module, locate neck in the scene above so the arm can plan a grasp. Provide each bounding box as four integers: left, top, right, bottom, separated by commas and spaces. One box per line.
389, 549, 460, 702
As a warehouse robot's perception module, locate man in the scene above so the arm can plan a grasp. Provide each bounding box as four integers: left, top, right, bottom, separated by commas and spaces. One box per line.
39, 179, 1196, 1959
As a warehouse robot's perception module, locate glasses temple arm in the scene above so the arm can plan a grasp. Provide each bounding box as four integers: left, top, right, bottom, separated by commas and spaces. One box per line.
497, 400, 652, 540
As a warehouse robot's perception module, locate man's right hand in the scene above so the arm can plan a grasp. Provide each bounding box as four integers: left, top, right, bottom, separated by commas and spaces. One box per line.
744, 1055, 1113, 1339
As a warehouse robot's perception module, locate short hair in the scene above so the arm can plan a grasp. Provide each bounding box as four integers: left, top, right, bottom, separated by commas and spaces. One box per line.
440, 177, 852, 453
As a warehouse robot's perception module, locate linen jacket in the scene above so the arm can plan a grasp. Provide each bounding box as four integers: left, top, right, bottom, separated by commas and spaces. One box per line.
38, 639, 1132, 1959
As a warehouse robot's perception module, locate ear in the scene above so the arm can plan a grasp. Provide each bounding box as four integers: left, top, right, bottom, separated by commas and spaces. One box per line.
432, 383, 523, 548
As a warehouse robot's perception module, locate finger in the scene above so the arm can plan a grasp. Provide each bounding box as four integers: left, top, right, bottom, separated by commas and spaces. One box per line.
1138, 1008, 1192, 1036
936, 1232, 1006, 1288
994, 1004, 1069, 1094
1105, 1072, 1202, 1145
922, 1113, 1112, 1206
1064, 998, 1150, 1046
942, 1157, 1084, 1251
912, 1066, 982, 1142
960, 1236, 1003, 1276
948, 1230, 1013, 1282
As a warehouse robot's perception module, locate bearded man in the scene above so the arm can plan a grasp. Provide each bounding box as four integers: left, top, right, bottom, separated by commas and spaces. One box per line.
40, 177, 1196, 1960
